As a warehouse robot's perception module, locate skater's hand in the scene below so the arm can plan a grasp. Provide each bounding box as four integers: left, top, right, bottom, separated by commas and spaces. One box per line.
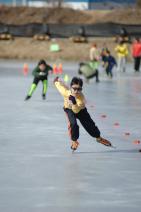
53, 76, 59, 83
69, 95, 76, 105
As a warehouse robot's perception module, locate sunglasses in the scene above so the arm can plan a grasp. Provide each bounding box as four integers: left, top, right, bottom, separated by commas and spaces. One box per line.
71, 87, 82, 91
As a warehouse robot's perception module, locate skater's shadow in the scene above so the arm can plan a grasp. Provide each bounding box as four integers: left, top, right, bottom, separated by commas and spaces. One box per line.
74, 149, 139, 154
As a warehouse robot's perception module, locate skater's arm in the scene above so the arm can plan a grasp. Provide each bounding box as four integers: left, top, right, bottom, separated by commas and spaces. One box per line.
46, 64, 53, 75
54, 77, 69, 97
47, 64, 53, 71
32, 67, 40, 77
71, 94, 85, 113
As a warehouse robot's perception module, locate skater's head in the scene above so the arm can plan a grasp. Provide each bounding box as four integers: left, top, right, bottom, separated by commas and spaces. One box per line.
106, 50, 111, 56
70, 77, 83, 95
119, 40, 124, 45
38, 59, 47, 71
91, 43, 97, 48
134, 37, 140, 43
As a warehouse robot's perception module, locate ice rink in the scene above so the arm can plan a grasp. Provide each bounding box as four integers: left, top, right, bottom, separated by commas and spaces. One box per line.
0, 60, 141, 212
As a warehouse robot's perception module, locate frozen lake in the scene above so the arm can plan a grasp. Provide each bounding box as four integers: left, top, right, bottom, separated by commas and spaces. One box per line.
0, 60, 141, 212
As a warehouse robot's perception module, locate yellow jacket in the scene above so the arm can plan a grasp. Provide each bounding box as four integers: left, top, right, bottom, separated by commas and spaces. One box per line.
55, 81, 85, 113
115, 44, 128, 57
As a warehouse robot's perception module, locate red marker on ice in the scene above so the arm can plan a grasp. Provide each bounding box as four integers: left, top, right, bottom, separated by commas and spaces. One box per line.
133, 140, 140, 145
114, 122, 120, 127
101, 114, 107, 118
124, 132, 130, 136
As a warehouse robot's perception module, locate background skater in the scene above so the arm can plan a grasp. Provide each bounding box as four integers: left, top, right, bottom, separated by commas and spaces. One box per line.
25, 59, 52, 100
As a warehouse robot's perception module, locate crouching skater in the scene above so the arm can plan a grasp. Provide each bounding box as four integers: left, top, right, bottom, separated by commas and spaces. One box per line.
54, 76, 112, 151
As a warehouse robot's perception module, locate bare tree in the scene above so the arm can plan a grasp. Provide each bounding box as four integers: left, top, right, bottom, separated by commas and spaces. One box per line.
136, 0, 141, 7
45, 0, 64, 8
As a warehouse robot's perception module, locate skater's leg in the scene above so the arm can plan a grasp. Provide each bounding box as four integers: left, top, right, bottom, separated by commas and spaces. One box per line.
137, 57, 141, 71
108, 66, 113, 78
87, 69, 100, 82
25, 78, 39, 100
134, 57, 137, 71
42, 79, 48, 99
122, 57, 126, 72
64, 108, 79, 150
77, 108, 100, 138
77, 108, 112, 146
105, 67, 109, 76
28, 83, 37, 96
117, 57, 122, 71
64, 108, 79, 141
135, 57, 141, 72
95, 69, 100, 82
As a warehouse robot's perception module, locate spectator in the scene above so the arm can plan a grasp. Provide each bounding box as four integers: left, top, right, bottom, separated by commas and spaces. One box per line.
115, 41, 128, 72
132, 37, 141, 72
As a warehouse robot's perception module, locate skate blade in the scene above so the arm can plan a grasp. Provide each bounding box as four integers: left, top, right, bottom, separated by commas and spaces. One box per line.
110, 145, 116, 149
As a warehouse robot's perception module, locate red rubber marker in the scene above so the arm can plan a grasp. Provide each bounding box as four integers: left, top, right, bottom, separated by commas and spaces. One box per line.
114, 122, 120, 127
101, 114, 107, 118
133, 140, 140, 145
124, 132, 130, 136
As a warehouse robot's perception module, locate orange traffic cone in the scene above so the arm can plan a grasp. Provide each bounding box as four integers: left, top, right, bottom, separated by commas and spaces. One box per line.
58, 63, 63, 74
23, 63, 29, 76
53, 64, 58, 74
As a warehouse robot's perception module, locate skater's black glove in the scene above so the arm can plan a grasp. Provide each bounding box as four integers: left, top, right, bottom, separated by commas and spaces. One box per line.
69, 95, 76, 105
53, 76, 59, 83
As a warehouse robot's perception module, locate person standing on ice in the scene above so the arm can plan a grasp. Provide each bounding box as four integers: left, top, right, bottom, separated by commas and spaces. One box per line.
88, 43, 100, 81
132, 37, 141, 72
115, 41, 128, 72
25, 60, 52, 100
89, 43, 100, 62
54, 76, 112, 151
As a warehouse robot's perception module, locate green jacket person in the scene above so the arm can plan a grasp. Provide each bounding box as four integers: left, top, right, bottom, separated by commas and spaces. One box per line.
25, 60, 52, 100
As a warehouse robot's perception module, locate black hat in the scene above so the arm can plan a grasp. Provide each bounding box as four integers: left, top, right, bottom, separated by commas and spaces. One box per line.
38, 59, 47, 66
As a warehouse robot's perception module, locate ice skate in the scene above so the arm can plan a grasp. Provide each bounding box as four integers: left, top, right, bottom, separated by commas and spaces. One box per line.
71, 141, 79, 151
96, 137, 112, 147
42, 94, 46, 100
25, 95, 31, 101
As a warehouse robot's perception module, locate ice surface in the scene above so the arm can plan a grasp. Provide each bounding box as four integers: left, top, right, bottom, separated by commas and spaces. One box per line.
0, 60, 141, 212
